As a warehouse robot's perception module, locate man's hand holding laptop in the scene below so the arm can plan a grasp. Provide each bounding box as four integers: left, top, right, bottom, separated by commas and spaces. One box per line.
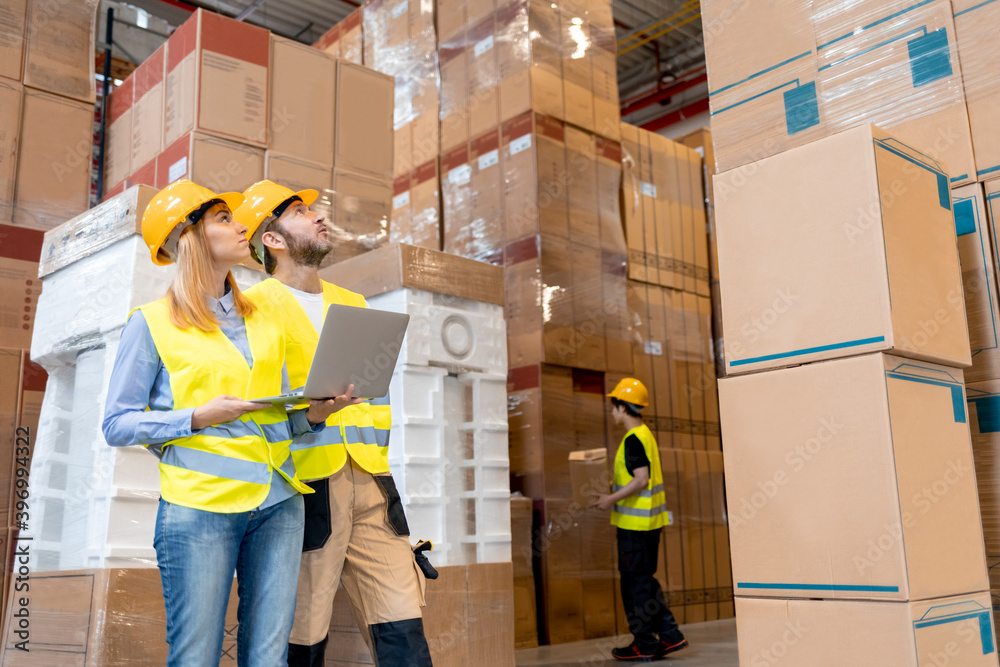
304, 383, 364, 426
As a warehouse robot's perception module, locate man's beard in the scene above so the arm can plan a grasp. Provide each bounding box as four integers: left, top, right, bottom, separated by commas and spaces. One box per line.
285, 228, 333, 268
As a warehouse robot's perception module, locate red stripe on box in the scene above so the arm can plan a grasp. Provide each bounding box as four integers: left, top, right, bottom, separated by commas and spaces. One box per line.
573, 368, 605, 394
472, 128, 500, 157
166, 11, 198, 72
496, 0, 524, 28
108, 76, 133, 125
414, 160, 437, 185
134, 45, 165, 99
535, 113, 564, 143
0, 224, 44, 262
155, 133, 192, 189
596, 138, 622, 162
442, 144, 470, 172
393, 173, 411, 196
128, 158, 158, 188
507, 364, 540, 392
313, 24, 340, 51
200, 10, 269, 68
503, 235, 539, 266
469, 15, 494, 42
342, 9, 361, 32
502, 111, 533, 144
20, 354, 47, 393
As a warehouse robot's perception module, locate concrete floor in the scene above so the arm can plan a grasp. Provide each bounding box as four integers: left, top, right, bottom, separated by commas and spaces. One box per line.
515, 619, 738, 666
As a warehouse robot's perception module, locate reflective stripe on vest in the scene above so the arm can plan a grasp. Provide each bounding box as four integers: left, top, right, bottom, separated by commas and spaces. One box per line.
138, 298, 312, 512
245, 278, 390, 478
610, 423, 669, 531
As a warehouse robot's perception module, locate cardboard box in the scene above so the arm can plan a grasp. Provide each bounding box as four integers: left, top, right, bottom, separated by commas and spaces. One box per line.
0, 80, 21, 223
715, 124, 970, 374
164, 9, 270, 148
270, 36, 335, 167
501, 112, 569, 242
435, 0, 466, 46
721, 352, 987, 602
439, 38, 470, 154
596, 138, 631, 374
968, 379, 1000, 556
735, 594, 999, 666
0, 225, 42, 350
469, 16, 500, 139
312, 22, 340, 57
702, 0, 823, 173
339, 9, 364, 65
441, 144, 472, 256
318, 242, 504, 306
564, 125, 600, 249
560, 6, 595, 134
156, 131, 265, 192
0, 0, 27, 82
131, 45, 165, 177
22, 0, 98, 103
496, 0, 564, 123
323, 168, 391, 265
264, 152, 332, 194
390, 161, 440, 250
952, 184, 1000, 382
465, 127, 504, 262
590, 25, 619, 141
510, 496, 538, 648
0, 569, 240, 664
13, 89, 93, 230
567, 448, 608, 508
39, 185, 156, 278
954, 0, 1000, 182
335, 61, 394, 180
0, 349, 20, 521
104, 76, 133, 192
815, 0, 975, 187
128, 158, 158, 190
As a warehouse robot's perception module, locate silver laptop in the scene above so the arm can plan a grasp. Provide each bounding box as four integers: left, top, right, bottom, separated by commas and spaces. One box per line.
254, 304, 410, 404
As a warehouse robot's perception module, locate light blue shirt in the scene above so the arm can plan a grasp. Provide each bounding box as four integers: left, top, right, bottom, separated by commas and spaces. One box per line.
102, 288, 314, 510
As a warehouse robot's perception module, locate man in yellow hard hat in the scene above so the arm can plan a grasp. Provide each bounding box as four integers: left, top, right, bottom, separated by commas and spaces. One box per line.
595, 378, 687, 662
234, 180, 432, 667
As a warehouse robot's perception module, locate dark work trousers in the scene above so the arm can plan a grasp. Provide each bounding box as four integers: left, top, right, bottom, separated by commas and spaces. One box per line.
617, 527, 683, 651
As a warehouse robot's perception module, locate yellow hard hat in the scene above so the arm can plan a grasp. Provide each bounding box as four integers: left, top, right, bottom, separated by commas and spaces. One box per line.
141, 179, 244, 266
607, 377, 649, 407
234, 180, 319, 264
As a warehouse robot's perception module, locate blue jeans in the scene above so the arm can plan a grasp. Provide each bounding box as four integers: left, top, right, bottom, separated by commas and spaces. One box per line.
154, 495, 305, 667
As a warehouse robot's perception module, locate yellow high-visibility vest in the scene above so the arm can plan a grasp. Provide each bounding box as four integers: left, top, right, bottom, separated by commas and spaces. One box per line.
138, 298, 312, 513
245, 278, 392, 478
611, 423, 669, 531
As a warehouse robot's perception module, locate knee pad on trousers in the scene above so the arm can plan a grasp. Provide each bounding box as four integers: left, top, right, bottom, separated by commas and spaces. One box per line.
369, 617, 433, 667
287, 634, 329, 667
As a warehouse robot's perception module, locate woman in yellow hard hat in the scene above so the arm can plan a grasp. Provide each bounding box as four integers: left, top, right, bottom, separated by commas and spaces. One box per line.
101, 179, 358, 666
595, 378, 687, 661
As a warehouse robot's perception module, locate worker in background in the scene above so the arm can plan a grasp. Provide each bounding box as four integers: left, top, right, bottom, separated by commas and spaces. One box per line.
235, 180, 433, 667
102, 180, 355, 666
594, 378, 688, 662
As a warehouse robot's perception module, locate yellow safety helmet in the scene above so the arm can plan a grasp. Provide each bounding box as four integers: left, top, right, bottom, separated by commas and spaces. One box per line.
233, 180, 319, 264
607, 377, 649, 408
141, 179, 244, 266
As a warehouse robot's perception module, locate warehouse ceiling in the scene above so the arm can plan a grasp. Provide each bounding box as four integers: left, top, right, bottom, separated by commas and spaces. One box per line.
125, 0, 706, 131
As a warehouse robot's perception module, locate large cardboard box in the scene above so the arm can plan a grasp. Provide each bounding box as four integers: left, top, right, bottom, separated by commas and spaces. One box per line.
156, 132, 265, 193
954, 0, 1000, 182
389, 161, 440, 250
318, 242, 504, 307
501, 112, 569, 243
469, 16, 500, 139
439, 38, 470, 154
953, 184, 1000, 383
510, 495, 538, 649
702, 0, 823, 174
590, 25, 619, 141
323, 168, 392, 265
13, 89, 93, 230
0, 0, 27, 82
334, 61, 394, 180
968, 379, 1000, 556
814, 0, 975, 187
131, 45, 166, 173
721, 352, 987, 602
441, 143, 472, 255
264, 152, 332, 194
22, 0, 98, 103
736, 594, 999, 667
164, 9, 270, 148
496, 0, 564, 123
270, 36, 335, 167
39, 185, 156, 278
0, 80, 21, 223
104, 76, 133, 193
339, 9, 364, 65
464, 128, 504, 262
0, 226, 42, 351
559, 4, 595, 134
716, 124, 970, 374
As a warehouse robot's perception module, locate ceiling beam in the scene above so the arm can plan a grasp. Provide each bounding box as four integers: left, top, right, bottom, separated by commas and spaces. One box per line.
620, 71, 707, 116
639, 96, 710, 132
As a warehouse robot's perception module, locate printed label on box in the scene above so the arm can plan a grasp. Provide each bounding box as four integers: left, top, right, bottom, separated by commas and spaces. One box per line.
169, 157, 188, 184
510, 133, 532, 156
478, 149, 499, 170
449, 164, 472, 185
393, 191, 410, 210
474, 34, 494, 58
392, 1, 408, 18
644, 341, 663, 355
640, 182, 657, 198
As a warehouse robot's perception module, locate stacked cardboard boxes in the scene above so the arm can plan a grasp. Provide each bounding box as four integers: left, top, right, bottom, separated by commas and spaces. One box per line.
1, 0, 99, 231
715, 123, 998, 663
104, 10, 395, 265
703, 0, 993, 189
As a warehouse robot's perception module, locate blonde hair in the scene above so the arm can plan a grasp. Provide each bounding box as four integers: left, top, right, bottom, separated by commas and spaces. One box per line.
166, 218, 256, 331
